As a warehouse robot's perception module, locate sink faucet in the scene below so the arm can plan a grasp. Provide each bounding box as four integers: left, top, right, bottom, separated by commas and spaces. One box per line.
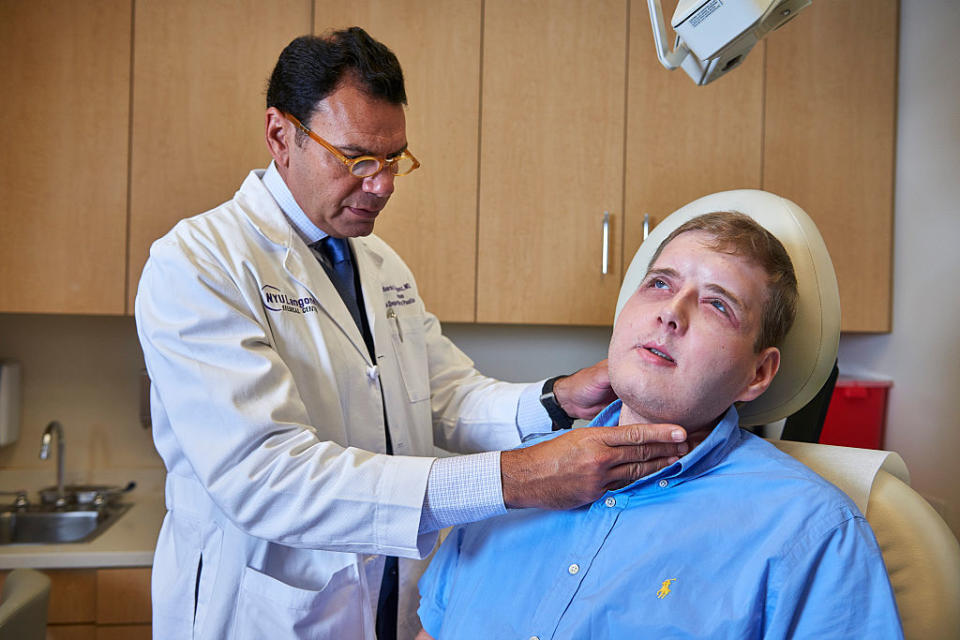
39, 421, 66, 507
0, 490, 28, 509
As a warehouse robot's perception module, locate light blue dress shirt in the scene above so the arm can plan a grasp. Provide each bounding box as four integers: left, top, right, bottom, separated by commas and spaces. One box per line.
259, 163, 552, 533
418, 401, 904, 639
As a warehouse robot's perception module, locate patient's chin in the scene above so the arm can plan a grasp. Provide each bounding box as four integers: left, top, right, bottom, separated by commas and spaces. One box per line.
611, 377, 702, 427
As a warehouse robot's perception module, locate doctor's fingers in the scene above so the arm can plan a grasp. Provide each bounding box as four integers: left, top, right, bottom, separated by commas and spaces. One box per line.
599, 422, 688, 448
602, 440, 689, 469
603, 456, 680, 492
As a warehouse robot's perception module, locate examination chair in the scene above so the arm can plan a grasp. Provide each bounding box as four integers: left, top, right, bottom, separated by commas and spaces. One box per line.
619, 190, 960, 640
0, 568, 51, 640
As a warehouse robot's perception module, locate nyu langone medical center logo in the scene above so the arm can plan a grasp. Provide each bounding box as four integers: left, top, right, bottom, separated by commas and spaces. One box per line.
261, 284, 319, 314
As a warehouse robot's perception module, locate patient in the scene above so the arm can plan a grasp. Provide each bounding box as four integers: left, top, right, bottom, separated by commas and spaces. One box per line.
416, 212, 903, 639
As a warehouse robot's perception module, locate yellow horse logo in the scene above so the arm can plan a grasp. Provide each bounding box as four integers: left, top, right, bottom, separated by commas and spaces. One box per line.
657, 578, 677, 599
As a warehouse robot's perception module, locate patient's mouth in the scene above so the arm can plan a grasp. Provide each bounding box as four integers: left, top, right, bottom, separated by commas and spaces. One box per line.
644, 345, 675, 363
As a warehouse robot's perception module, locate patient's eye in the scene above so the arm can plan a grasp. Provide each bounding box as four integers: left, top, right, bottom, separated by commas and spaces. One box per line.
651, 278, 668, 289
708, 299, 729, 315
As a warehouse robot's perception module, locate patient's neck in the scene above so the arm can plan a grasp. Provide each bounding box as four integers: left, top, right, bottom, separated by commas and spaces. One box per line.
617, 401, 722, 440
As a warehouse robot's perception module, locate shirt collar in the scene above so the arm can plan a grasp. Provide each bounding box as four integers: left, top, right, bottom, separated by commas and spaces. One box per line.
261, 161, 328, 245
589, 400, 743, 492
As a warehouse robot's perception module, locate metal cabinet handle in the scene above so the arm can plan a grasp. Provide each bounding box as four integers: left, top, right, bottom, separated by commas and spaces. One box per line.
643, 213, 650, 241
601, 211, 610, 275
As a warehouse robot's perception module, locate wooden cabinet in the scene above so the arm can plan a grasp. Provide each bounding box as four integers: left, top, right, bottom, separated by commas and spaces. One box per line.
313, 1, 483, 322
0, 1, 899, 331
471, 0, 752, 326
491, 0, 896, 331
95, 627, 152, 640
0, 0, 131, 315
44, 569, 97, 625
763, 0, 898, 332
95, 568, 152, 625
0, 567, 151, 637
477, 0, 628, 325
480, 0, 896, 330
624, 0, 764, 265
127, 0, 312, 312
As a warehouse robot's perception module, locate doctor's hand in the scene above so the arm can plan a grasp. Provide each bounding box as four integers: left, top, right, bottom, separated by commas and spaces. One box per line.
552, 359, 617, 420
500, 423, 689, 510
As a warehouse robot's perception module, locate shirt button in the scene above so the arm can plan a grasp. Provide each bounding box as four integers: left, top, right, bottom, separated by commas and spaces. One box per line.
659, 479, 669, 488
604, 496, 616, 508
568, 563, 580, 575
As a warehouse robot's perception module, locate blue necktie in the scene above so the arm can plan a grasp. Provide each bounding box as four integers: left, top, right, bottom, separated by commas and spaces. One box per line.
317, 236, 365, 332
314, 236, 398, 640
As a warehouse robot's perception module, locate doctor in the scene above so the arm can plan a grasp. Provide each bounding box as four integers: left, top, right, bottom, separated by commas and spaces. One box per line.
136, 28, 690, 640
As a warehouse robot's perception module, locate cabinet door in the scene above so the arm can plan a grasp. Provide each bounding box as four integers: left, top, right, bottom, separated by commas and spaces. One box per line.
95, 625, 151, 640
47, 626, 97, 640
624, 0, 763, 267
127, 0, 312, 312
764, 0, 898, 332
0, 0, 131, 315
96, 568, 152, 624
313, 2, 482, 322
477, 0, 627, 325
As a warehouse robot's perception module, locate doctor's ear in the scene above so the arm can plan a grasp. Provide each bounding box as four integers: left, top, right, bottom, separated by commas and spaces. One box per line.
265, 107, 293, 168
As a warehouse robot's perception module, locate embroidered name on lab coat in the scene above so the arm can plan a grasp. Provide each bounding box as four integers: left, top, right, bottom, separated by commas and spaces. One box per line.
382, 282, 417, 308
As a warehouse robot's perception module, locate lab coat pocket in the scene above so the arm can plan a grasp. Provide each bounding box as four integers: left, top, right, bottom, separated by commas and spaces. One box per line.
232, 562, 372, 639
390, 313, 430, 403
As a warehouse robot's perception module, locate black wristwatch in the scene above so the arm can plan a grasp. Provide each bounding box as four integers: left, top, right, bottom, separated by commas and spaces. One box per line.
540, 375, 575, 431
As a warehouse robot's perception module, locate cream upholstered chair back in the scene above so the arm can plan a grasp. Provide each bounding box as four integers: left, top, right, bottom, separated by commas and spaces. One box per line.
620, 190, 960, 638
0, 568, 51, 640
770, 441, 960, 640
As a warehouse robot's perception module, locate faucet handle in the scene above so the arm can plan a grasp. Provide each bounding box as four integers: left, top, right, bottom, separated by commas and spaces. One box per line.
0, 490, 29, 509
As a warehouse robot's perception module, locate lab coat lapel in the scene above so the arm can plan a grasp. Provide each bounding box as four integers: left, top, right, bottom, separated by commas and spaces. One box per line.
282, 246, 373, 365
234, 172, 372, 365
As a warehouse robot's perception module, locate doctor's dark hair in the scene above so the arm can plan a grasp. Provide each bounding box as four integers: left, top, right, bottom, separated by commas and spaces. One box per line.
647, 211, 798, 353
266, 28, 406, 139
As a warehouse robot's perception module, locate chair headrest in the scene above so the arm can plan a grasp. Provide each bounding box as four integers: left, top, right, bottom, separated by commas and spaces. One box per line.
616, 189, 841, 426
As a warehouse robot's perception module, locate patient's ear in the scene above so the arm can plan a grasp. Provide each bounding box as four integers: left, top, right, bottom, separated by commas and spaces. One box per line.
736, 347, 780, 403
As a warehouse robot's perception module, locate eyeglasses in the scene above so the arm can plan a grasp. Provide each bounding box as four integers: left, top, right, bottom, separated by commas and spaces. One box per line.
283, 112, 420, 179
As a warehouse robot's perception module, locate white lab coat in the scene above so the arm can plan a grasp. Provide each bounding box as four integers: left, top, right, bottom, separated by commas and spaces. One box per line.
135, 170, 535, 639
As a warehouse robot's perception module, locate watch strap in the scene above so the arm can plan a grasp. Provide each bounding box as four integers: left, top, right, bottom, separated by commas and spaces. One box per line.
540, 375, 574, 430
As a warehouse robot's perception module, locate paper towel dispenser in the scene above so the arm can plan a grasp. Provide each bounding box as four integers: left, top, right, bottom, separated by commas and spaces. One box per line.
0, 360, 22, 446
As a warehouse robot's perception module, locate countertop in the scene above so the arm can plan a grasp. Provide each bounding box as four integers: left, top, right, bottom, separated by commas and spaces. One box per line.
0, 470, 166, 570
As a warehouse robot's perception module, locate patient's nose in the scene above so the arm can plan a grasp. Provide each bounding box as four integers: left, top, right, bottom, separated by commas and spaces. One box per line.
658, 294, 689, 333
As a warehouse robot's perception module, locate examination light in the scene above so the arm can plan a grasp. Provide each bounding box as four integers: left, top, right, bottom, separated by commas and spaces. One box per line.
648, 0, 812, 85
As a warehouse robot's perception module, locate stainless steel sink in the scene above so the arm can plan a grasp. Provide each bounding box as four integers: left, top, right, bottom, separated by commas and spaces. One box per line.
0, 503, 131, 545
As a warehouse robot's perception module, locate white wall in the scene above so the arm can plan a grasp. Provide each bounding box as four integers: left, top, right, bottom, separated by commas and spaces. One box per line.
837, 0, 960, 533
0, 314, 162, 492
442, 323, 611, 383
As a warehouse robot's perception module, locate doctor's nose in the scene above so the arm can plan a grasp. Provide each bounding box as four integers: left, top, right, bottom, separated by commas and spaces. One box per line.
362, 169, 395, 198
